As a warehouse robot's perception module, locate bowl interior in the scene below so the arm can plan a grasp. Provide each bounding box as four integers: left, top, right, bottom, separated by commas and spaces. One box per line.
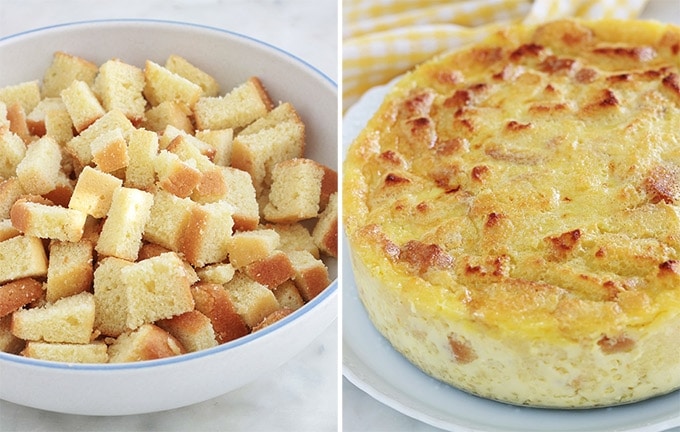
0, 19, 338, 415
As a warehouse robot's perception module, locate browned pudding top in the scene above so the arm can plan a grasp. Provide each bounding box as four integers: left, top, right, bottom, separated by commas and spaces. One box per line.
344, 19, 680, 340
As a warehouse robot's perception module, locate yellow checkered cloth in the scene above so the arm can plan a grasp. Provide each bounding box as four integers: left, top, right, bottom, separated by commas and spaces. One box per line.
343, 0, 650, 109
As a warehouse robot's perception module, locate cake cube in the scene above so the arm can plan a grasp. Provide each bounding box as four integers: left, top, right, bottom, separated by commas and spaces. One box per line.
15, 135, 61, 195
46, 240, 93, 302
108, 323, 184, 362
196, 262, 236, 285
287, 250, 330, 301
193, 77, 272, 130
22, 341, 108, 363
180, 200, 235, 267
5, 103, 32, 143
95, 187, 154, 261
41, 51, 98, 98
263, 158, 336, 223
44, 108, 74, 146
92, 256, 135, 336
118, 252, 196, 327
0, 314, 24, 354
156, 310, 218, 353
312, 192, 338, 258
125, 128, 159, 190
0, 177, 25, 219
271, 280, 305, 311
190, 167, 228, 204
0, 235, 48, 284
220, 167, 259, 231
143, 60, 202, 109
0, 277, 44, 318
11, 291, 95, 344
94, 58, 146, 124
11, 198, 87, 242
60, 80, 105, 133
26, 97, 66, 136
191, 282, 249, 344
94, 252, 195, 336
165, 54, 220, 97
195, 128, 233, 167
143, 190, 196, 251
90, 128, 129, 173
65, 109, 135, 167
265, 222, 320, 258
68, 166, 123, 218
142, 101, 193, 134
224, 272, 280, 328
0, 129, 26, 179
227, 229, 279, 268
166, 133, 215, 171
242, 250, 295, 289
239, 102, 302, 136
160, 125, 215, 159
0, 80, 41, 115
42, 171, 74, 208
231, 119, 305, 195
0, 219, 20, 242
155, 150, 202, 198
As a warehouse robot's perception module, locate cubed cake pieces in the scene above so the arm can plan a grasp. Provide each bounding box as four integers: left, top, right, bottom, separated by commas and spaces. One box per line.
0, 51, 337, 364
263, 158, 337, 223
11, 197, 87, 242
46, 240, 93, 302
0, 236, 48, 284
0, 277, 44, 318
21, 340, 108, 363
93, 252, 195, 337
194, 77, 272, 130
41, 51, 98, 98
108, 323, 184, 363
68, 165, 123, 218
224, 272, 279, 329
95, 187, 154, 261
15, 135, 61, 195
156, 310, 218, 353
190, 282, 248, 344
94, 58, 146, 124
11, 291, 95, 344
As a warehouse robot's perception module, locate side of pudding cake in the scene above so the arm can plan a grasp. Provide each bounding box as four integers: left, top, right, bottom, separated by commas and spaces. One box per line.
343, 19, 680, 408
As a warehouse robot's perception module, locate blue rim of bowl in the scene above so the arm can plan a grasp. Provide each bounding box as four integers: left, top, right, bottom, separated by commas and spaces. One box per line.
0, 18, 337, 89
0, 18, 338, 371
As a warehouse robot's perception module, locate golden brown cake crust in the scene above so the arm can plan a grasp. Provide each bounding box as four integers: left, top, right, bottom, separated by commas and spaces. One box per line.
191, 282, 249, 344
0, 278, 44, 318
344, 19, 680, 408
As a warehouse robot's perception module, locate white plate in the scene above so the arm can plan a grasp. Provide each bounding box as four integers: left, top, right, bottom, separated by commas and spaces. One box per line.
341, 63, 680, 432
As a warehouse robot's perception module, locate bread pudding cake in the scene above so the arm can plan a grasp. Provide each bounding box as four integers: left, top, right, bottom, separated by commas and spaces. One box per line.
343, 19, 680, 408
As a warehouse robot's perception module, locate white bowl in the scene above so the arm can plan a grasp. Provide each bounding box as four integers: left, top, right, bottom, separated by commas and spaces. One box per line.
0, 19, 338, 416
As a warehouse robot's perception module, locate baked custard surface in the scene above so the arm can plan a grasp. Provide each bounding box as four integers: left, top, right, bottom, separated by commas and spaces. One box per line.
343, 19, 680, 407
